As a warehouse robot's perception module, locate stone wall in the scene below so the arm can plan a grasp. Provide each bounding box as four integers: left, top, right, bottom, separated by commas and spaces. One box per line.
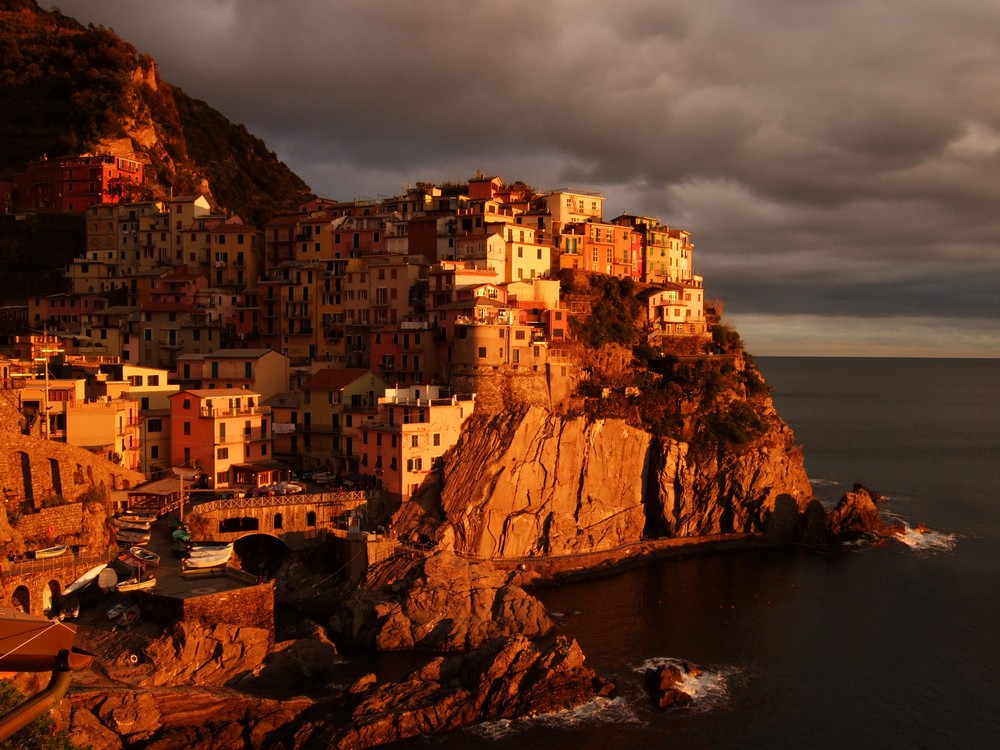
14, 502, 83, 542
452, 362, 579, 415
143, 579, 275, 634
0, 390, 145, 526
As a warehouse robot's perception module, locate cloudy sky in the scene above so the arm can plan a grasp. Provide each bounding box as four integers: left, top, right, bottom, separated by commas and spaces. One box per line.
56, 0, 1000, 357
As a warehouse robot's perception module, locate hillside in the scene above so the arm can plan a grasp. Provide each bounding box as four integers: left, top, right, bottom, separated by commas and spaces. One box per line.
0, 0, 313, 225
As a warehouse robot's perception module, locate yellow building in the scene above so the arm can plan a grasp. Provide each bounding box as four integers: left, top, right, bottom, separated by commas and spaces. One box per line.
298, 368, 387, 476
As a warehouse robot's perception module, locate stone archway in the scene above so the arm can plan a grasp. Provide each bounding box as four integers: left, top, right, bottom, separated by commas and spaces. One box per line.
43, 579, 61, 617
11, 585, 30, 613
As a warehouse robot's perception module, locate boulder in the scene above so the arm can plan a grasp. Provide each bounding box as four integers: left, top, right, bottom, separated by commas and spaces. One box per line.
329, 550, 553, 651
826, 484, 885, 542
644, 660, 699, 709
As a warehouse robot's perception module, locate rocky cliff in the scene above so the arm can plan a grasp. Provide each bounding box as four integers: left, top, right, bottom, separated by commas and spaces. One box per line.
395, 398, 813, 560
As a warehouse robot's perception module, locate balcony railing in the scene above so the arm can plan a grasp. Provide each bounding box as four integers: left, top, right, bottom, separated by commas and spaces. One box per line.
199, 405, 271, 418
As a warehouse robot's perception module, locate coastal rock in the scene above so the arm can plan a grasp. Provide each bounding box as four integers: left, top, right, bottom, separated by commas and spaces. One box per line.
826, 484, 885, 542
644, 661, 699, 708
68, 686, 311, 750
280, 635, 613, 750
328, 550, 553, 651
137, 621, 272, 687
394, 402, 814, 560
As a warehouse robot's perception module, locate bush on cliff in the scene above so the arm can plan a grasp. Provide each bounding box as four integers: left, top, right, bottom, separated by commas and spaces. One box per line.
0, 680, 77, 749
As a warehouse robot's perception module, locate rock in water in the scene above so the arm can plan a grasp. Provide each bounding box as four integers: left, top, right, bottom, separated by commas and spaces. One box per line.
644, 661, 699, 709
826, 484, 885, 543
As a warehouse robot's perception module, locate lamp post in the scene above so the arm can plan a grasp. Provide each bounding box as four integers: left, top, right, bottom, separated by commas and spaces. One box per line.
33, 346, 63, 440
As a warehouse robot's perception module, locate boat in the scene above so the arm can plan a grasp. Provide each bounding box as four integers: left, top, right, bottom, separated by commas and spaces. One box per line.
106, 601, 131, 621
116, 529, 151, 544
182, 545, 233, 569
171, 527, 191, 543
63, 563, 107, 596
0, 606, 92, 672
128, 546, 159, 566
117, 518, 150, 534
116, 575, 156, 592
32, 545, 68, 559
119, 511, 157, 524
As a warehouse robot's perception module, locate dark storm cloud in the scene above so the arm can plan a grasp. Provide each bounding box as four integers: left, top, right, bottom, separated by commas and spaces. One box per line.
55, 0, 1000, 354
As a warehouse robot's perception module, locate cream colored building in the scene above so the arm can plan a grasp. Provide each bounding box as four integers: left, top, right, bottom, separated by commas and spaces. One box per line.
359, 384, 476, 503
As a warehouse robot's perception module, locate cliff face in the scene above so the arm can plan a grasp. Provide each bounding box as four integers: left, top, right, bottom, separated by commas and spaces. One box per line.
396, 399, 813, 560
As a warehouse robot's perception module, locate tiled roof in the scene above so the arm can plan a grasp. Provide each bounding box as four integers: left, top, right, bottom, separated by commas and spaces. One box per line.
301, 367, 373, 391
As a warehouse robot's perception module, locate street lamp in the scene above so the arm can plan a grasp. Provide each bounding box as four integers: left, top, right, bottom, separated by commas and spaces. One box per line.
33, 346, 63, 440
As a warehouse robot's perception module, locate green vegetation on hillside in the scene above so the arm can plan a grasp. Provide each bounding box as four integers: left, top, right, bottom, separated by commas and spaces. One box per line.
0, 1, 313, 224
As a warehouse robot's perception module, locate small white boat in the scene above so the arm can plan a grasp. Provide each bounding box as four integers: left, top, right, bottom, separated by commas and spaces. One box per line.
128, 546, 159, 566
119, 511, 157, 524
183, 544, 233, 569
116, 529, 151, 544
33, 545, 68, 559
63, 563, 107, 595
116, 519, 151, 532
116, 575, 156, 592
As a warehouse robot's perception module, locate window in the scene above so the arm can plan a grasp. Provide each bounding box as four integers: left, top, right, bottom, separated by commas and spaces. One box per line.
148, 375, 159, 386
217, 472, 227, 485
433, 433, 441, 447
147, 418, 162, 432
217, 447, 229, 459
411, 434, 419, 448
150, 446, 159, 459
183, 422, 191, 436
183, 399, 191, 409
478, 347, 487, 358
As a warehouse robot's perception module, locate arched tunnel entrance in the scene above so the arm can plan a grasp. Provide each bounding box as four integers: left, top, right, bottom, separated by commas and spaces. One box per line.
233, 534, 291, 580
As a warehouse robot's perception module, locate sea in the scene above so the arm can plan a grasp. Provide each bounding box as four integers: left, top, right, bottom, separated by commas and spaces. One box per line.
408, 357, 1000, 749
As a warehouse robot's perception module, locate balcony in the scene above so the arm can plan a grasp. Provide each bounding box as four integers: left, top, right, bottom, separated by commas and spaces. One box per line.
199, 405, 271, 418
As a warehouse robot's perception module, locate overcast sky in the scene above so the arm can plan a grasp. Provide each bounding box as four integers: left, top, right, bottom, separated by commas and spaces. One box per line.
55, 0, 1000, 357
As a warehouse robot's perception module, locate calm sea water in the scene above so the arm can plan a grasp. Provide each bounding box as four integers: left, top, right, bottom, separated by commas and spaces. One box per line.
419, 357, 1000, 749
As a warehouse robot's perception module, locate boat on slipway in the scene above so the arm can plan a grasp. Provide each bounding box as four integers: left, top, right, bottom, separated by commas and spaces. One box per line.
128, 546, 160, 566
183, 543, 234, 569
32, 545, 68, 559
116, 575, 156, 593
63, 563, 107, 596
116, 529, 151, 545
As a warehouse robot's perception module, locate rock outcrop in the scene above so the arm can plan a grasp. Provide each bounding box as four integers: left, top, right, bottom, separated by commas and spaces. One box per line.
395, 402, 814, 560
328, 550, 553, 651
272, 635, 613, 750
644, 660, 701, 708
826, 484, 887, 543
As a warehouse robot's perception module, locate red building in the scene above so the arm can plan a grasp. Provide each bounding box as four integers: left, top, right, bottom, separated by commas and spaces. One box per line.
14, 153, 146, 213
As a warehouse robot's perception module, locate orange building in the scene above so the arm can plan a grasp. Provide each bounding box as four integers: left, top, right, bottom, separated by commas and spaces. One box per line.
359, 384, 476, 503
169, 388, 272, 488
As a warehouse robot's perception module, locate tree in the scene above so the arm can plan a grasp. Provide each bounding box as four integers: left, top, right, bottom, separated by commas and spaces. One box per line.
0, 680, 77, 750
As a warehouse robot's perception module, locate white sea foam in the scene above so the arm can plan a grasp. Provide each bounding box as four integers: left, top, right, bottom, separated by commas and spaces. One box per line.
467, 696, 639, 740
635, 657, 738, 713
892, 524, 957, 555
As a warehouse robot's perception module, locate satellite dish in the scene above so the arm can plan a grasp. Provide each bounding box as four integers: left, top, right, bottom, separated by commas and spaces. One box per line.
97, 568, 118, 592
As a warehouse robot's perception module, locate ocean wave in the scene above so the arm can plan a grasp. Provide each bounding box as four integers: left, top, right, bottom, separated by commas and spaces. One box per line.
467, 695, 640, 740
891, 524, 957, 555
634, 657, 739, 714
